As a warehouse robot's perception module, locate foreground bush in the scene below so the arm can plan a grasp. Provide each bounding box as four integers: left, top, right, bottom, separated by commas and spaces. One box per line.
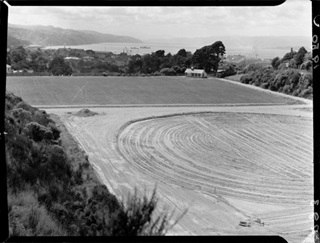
109, 188, 187, 236
5, 92, 186, 236
8, 191, 65, 236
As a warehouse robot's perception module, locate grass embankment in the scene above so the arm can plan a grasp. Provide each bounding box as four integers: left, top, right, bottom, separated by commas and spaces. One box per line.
5, 92, 179, 236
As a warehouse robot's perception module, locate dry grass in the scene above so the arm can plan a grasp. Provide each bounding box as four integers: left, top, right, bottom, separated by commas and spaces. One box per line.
8, 191, 65, 236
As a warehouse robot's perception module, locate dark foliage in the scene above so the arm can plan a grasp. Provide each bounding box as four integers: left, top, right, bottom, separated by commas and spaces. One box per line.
216, 63, 237, 78
48, 56, 73, 76
240, 68, 312, 99
7, 42, 226, 76
5, 92, 184, 236
191, 41, 225, 73
271, 57, 281, 69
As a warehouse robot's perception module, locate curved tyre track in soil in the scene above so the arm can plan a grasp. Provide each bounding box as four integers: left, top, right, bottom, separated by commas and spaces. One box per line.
56, 106, 313, 242
116, 112, 312, 241
117, 113, 312, 206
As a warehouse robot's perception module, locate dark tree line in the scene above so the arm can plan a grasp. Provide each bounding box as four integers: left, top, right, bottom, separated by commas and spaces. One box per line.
240, 46, 313, 99
127, 41, 225, 75
271, 47, 310, 70
7, 41, 226, 76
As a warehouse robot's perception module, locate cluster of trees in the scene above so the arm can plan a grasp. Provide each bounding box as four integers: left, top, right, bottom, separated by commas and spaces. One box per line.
7, 41, 226, 76
127, 49, 191, 75
5, 92, 183, 236
126, 41, 225, 76
239, 46, 313, 99
6, 47, 127, 76
8, 47, 50, 73
240, 67, 313, 99
270, 47, 311, 70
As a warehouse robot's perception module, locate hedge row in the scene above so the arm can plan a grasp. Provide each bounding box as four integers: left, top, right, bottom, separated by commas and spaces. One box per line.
240, 68, 312, 99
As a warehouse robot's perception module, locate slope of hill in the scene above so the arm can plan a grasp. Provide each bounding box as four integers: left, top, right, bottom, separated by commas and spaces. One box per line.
7, 35, 31, 49
5, 91, 178, 236
8, 24, 143, 47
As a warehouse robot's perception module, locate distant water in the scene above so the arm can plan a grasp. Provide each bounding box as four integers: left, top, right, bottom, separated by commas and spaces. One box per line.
44, 42, 199, 56
44, 42, 294, 59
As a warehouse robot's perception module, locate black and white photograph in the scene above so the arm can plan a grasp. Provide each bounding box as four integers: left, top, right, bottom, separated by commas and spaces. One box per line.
4, 0, 314, 242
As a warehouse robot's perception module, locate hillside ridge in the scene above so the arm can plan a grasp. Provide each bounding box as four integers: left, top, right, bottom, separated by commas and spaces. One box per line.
7, 24, 143, 47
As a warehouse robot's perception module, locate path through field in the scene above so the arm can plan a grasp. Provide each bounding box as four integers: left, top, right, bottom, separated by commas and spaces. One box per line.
50, 104, 313, 243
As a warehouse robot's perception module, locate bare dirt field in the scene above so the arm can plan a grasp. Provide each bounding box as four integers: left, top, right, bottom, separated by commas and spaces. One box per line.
47, 103, 313, 243
10, 75, 312, 241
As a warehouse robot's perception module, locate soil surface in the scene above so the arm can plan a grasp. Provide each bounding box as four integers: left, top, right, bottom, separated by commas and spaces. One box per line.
43, 102, 313, 243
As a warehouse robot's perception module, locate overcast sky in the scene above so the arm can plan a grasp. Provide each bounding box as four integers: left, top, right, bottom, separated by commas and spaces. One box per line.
7, 0, 311, 40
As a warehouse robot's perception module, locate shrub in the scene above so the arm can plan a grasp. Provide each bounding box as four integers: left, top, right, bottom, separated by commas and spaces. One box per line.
243, 63, 266, 73
12, 108, 32, 126
24, 122, 53, 142
271, 57, 281, 69
260, 83, 269, 89
160, 68, 177, 76
48, 123, 61, 140
8, 191, 64, 236
299, 86, 313, 98
45, 145, 72, 182
108, 188, 187, 236
217, 64, 237, 78
153, 71, 161, 76
6, 92, 23, 107
15, 101, 36, 114
292, 89, 300, 96
240, 75, 252, 84
282, 85, 291, 94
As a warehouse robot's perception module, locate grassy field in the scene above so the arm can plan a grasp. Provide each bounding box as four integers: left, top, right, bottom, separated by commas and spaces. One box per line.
224, 74, 244, 82
6, 76, 297, 106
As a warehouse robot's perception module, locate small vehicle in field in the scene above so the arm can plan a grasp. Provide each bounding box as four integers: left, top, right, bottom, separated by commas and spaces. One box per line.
239, 221, 251, 227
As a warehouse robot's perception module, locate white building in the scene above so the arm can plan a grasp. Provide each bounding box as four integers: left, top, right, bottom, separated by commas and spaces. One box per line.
26, 45, 44, 51
64, 57, 80, 61
185, 68, 207, 78
6, 64, 12, 73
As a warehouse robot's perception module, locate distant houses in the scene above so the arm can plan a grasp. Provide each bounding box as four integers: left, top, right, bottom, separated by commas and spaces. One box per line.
64, 56, 80, 61
25, 45, 44, 51
216, 68, 226, 76
64, 56, 94, 62
185, 68, 207, 78
7, 64, 34, 74
82, 56, 94, 62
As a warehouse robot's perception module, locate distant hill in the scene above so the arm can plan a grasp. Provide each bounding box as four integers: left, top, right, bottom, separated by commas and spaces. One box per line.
7, 35, 31, 49
7, 24, 143, 47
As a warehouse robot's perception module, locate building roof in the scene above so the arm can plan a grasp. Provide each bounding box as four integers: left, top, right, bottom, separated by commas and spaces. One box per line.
64, 57, 80, 60
26, 45, 44, 49
185, 68, 206, 74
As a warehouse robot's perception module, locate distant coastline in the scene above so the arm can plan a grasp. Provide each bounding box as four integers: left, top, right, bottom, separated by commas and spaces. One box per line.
43, 42, 300, 59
